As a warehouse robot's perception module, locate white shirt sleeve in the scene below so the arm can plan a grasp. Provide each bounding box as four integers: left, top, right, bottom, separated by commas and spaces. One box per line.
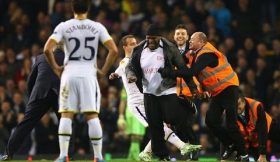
115, 63, 124, 76
98, 23, 112, 44
50, 22, 64, 43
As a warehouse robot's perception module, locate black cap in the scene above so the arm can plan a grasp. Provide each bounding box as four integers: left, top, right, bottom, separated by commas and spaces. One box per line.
146, 24, 161, 36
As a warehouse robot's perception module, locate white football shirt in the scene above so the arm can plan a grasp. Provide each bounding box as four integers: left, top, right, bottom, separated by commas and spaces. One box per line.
140, 41, 176, 96
115, 58, 143, 106
50, 19, 112, 76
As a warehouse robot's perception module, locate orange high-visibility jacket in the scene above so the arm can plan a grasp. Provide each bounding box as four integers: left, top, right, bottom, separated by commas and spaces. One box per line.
191, 42, 239, 96
237, 97, 272, 148
176, 51, 201, 97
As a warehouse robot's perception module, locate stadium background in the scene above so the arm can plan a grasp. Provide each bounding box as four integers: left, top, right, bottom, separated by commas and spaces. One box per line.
0, 0, 280, 160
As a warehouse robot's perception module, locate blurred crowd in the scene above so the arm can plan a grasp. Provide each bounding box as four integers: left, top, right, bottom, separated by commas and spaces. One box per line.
0, 0, 280, 158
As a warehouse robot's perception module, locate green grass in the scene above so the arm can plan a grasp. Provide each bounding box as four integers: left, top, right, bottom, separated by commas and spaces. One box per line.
7, 161, 220, 162
7, 159, 224, 162
6, 157, 223, 162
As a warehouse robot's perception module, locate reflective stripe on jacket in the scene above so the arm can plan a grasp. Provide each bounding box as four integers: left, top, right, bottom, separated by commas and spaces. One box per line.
193, 42, 239, 96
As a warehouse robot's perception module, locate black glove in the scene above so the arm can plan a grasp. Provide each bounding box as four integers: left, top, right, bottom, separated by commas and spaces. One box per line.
158, 68, 174, 78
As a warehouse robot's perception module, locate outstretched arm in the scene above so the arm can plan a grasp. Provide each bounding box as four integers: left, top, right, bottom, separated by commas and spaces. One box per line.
168, 53, 217, 78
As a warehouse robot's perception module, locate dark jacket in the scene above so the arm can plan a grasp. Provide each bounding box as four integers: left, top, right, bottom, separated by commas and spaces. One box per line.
126, 38, 196, 94
27, 49, 64, 103
177, 43, 189, 63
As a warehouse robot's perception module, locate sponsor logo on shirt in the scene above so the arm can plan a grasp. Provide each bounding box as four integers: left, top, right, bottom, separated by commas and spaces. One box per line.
143, 68, 159, 74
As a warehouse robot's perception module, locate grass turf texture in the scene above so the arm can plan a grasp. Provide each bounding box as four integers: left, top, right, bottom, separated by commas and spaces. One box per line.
7, 161, 224, 162
6, 159, 223, 162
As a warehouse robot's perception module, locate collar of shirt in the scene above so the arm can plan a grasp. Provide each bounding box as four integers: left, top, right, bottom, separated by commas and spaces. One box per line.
194, 46, 203, 54
241, 110, 246, 117
178, 44, 186, 52
239, 106, 248, 124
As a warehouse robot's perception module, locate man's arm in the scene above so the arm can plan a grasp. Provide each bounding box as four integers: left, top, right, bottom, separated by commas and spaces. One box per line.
174, 53, 217, 77
256, 105, 268, 156
43, 38, 63, 77
160, 53, 217, 78
109, 63, 123, 80
101, 39, 118, 76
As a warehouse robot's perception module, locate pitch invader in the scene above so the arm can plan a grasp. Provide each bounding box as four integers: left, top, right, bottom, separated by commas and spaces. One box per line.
109, 35, 202, 161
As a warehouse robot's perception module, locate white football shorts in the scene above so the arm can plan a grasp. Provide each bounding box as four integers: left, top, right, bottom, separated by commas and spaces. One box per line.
59, 75, 101, 113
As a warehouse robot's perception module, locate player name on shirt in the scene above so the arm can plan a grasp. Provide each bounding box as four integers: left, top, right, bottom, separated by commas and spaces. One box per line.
66, 24, 98, 34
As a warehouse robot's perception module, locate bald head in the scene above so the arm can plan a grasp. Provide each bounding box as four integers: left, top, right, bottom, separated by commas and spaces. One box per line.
193, 32, 207, 43
189, 32, 207, 51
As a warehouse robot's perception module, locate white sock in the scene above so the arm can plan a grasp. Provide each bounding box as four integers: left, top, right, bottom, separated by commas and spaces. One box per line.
58, 118, 72, 158
163, 125, 185, 149
88, 118, 103, 160
143, 140, 152, 153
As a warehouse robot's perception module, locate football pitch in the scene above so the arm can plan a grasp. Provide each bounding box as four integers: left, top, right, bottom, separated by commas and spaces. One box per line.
6, 158, 222, 162
6, 157, 222, 162
7, 161, 221, 162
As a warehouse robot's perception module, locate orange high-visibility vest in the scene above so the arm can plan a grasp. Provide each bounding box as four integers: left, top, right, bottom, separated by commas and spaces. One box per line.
237, 97, 272, 149
191, 42, 239, 96
176, 51, 201, 97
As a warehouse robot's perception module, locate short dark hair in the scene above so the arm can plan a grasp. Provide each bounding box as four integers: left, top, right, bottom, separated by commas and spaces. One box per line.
71, 0, 91, 14
121, 35, 135, 46
175, 24, 188, 31
146, 24, 161, 36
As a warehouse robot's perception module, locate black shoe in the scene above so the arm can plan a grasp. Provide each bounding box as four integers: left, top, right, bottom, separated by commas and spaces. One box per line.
221, 144, 235, 160
235, 154, 249, 162
190, 151, 199, 161
0, 154, 12, 161
159, 156, 171, 161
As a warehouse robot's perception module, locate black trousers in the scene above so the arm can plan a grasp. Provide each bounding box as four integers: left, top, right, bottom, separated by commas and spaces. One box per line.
6, 90, 58, 156
144, 93, 192, 158
175, 97, 197, 144
205, 86, 247, 155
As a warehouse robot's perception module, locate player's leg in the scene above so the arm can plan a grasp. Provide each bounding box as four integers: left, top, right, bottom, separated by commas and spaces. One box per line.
57, 112, 74, 161
128, 104, 152, 161
80, 77, 104, 161
85, 113, 103, 161
160, 94, 202, 155
56, 76, 77, 161
132, 102, 200, 160
130, 104, 186, 151
126, 108, 145, 160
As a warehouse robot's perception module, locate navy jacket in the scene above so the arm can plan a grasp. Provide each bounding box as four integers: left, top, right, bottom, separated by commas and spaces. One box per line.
27, 49, 64, 103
